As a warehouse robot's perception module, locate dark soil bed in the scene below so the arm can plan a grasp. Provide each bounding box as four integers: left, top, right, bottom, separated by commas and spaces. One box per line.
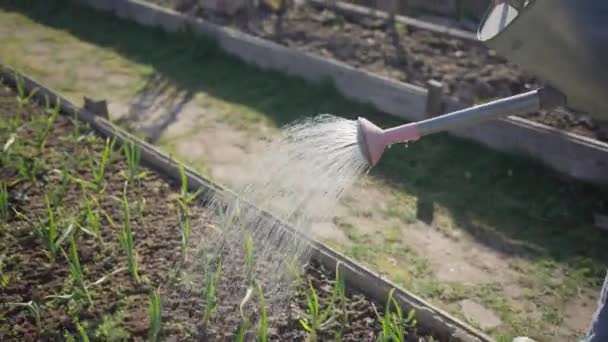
147, 0, 607, 142
0, 84, 438, 341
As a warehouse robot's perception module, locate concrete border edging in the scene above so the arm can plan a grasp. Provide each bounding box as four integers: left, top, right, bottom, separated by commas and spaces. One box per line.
0, 65, 492, 342
78, 0, 608, 185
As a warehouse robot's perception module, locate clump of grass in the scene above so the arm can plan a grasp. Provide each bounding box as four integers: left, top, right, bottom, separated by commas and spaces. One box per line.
35, 97, 60, 151
0, 181, 8, 223
202, 257, 222, 326
120, 182, 140, 283
61, 236, 93, 306
256, 285, 268, 342
35, 195, 74, 263
373, 288, 416, 342
148, 289, 162, 342
10, 301, 42, 336
0, 255, 11, 288
299, 278, 336, 342
89, 137, 116, 192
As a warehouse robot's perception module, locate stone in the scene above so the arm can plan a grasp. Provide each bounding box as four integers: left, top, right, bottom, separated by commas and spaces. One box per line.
512, 338, 537, 342
459, 299, 502, 330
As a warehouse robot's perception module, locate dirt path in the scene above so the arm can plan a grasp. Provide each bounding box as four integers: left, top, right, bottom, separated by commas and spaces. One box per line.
2, 2, 608, 340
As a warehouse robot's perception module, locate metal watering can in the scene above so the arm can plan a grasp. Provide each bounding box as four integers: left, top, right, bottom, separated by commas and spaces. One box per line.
357, 0, 608, 166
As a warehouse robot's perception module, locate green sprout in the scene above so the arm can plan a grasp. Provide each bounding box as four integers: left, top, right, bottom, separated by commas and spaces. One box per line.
36, 195, 73, 263
256, 285, 268, 342
333, 262, 347, 340
14, 73, 39, 128
36, 97, 60, 151
299, 278, 336, 342
178, 163, 204, 204
10, 301, 42, 336
78, 186, 101, 242
202, 258, 222, 326
148, 289, 162, 342
61, 236, 93, 306
122, 141, 144, 181
236, 287, 253, 342
75, 321, 90, 342
0, 181, 8, 223
176, 199, 191, 255
373, 288, 416, 342
89, 137, 116, 192
243, 231, 255, 285
120, 182, 140, 283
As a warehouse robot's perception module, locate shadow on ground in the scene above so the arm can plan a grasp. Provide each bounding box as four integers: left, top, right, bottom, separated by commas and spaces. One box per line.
3, 0, 608, 284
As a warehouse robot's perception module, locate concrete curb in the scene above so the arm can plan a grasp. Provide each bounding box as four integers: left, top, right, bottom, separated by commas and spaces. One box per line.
0, 65, 493, 342
77, 0, 608, 185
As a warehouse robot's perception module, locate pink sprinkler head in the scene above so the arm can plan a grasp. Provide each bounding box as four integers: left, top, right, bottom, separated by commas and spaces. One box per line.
356, 117, 420, 167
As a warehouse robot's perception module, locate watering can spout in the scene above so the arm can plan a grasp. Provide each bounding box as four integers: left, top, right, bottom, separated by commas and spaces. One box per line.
478, 0, 608, 119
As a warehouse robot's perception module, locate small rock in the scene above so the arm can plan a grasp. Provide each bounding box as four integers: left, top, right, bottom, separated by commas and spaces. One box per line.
459, 299, 502, 330
454, 50, 464, 58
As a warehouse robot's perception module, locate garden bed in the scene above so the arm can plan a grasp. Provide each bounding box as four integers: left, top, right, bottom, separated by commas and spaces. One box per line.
0, 74, 450, 340
146, 0, 606, 142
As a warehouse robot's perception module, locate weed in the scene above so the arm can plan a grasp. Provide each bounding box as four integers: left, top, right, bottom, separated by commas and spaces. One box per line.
122, 141, 144, 181
61, 235, 93, 306
89, 137, 116, 192
36, 195, 74, 263
10, 301, 41, 336
373, 288, 416, 342
0, 182, 8, 223
299, 278, 336, 342
202, 258, 222, 325
120, 182, 140, 283
94, 310, 130, 340
148, 289, 162, 342
256, 285, 268, 342
36, 97, 60, 151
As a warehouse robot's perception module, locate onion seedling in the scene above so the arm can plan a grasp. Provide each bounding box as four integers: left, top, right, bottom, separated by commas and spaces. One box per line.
176, 199, 191, 255
148, 289, 162, 342
75, 322, 90, 342
61, 235, 93, 306
120, 182, 140, 283
333, 262, 347, 340
236, 287, 253, 342
36, 97, 60, 151
373, 288, 416, 342
89, 137, 116, 192
0, 181, 8, 223
122, 141, 144, 181
299, 278, 336, 342
202, 258, 222, 326
10, 301, 41, 336
256, 285, 268, 342
36, 195, 74, 263
79, 186, 102, 242
243, 230, 255, 285
14, 73, 39, 128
